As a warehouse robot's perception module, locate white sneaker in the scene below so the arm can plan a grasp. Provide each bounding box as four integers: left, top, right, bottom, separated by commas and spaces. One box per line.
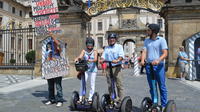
162, 107, 165, 112
181, 78, 185, 81
45, 101, 52, 105
56, 102, 63, 107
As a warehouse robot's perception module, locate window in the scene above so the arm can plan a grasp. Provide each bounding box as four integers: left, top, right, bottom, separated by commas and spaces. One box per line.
0, 35, 2, 49
29, 25, 32, 31
186, 0, 192, 2
88, 22, 91, 31
11, 21, 15, 29
11, 54, 14, 59
157, 19, 163, 29
29, 25, 32, 28
12, 7, 15, 14
98, 21, 103, 31
0, 1, 3, 9
125, 43, 128, 52
0, 17, 3, 28
28, 39, 32, 49
97, 37, 103, 48
18, 54, 21, 62
19, 10, 22, 17
11, 37, 15, 49
29, 12, 32, 17
18, 38, 22, 50
19, 23, 22, 28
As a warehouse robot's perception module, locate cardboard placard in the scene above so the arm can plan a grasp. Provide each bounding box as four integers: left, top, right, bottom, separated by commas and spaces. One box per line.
31, 0, 61, 35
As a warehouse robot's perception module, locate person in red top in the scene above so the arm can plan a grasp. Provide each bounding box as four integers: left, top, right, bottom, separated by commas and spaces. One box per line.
139, 51, 145, 74
101, 46, 107, 75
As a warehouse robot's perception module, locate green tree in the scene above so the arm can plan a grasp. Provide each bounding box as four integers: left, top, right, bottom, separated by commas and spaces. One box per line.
25, 50, 35, 64
10, 59, 16, 64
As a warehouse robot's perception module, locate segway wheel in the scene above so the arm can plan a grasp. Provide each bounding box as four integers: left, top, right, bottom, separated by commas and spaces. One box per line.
92, 92, 99, 111
164, 100, 177, 112
120, 96, 132, 112
100, 94, 110, 112
141, 97, 152, 112
151, 106, 160, 112
70, 91, 79, 110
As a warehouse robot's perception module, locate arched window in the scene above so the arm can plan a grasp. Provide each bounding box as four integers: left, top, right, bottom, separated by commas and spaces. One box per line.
185, 0, 192, 3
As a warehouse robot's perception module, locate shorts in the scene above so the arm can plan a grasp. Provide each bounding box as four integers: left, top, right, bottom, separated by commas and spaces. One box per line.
179, 62, 189, 74
125, 62, 128, 65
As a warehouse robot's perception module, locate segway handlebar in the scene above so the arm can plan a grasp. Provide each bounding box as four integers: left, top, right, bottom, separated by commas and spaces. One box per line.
188, 59, 200, 61
75, 59, 88, 72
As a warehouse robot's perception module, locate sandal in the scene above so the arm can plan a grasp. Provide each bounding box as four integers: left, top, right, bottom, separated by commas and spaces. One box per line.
88, 100, 92, 104
77, 99, 82, 104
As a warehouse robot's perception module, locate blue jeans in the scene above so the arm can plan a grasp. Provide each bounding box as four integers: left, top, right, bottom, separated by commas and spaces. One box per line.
145, 63, 167, 107
47, 77, 63, 102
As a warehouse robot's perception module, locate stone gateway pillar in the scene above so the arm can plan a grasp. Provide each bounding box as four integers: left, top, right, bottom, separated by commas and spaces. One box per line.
160, 1, 200, 78
34, 5, 91, 77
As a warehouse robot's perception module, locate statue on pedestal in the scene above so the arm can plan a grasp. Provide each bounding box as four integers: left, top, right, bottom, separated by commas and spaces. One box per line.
58, 0, 83, 11
58, 0, 72, 6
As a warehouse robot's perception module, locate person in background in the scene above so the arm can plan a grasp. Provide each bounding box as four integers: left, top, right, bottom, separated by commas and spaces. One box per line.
197, 46, 200, 64
178, 46, 190, 80
101, 46, 107, 76
124, 55, 129, 69
139, 51, 145, 74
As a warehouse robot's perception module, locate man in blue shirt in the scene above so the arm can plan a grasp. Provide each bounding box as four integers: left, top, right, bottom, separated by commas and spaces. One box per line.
100, 33, 124, 104
141, 24, 168, 110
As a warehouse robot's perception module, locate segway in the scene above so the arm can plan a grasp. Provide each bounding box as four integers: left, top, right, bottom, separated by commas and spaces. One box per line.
70, 60, 99, 111
100, 61, 132, 112
141, 63, 177, 112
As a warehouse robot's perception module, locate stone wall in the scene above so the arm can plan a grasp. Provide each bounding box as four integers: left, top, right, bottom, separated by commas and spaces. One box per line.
161, 3, 200, 78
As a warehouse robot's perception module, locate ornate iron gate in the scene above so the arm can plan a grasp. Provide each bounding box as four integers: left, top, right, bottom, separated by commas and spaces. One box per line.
0, 28, 36, 69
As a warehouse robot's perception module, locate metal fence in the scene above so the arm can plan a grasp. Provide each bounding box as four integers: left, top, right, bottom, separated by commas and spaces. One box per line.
0, 28, 36, 69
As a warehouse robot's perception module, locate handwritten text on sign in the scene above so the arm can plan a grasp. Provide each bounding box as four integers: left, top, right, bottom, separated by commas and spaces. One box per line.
33, 14, 61, 35
31, 0, 61, 35
31, 0, 58, 16
42, 58, 68, 79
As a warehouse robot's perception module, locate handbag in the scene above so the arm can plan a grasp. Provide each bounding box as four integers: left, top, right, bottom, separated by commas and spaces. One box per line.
77, 72, 84, 80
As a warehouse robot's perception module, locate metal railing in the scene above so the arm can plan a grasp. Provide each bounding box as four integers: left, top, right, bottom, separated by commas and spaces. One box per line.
0, 28, 36, 69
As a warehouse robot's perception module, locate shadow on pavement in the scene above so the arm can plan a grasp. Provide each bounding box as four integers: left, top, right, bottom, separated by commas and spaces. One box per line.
168, 78, 180, 80
32, 90, 67, 104
32, 90, 48, 99
133, 106, 142, 112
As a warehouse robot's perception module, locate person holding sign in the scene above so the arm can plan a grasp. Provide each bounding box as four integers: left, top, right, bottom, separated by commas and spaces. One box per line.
74, 37, 98, 103
45, 33, 64, 107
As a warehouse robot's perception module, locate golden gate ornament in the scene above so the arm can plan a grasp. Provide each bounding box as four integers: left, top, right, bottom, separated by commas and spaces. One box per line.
87, 0, 165, 16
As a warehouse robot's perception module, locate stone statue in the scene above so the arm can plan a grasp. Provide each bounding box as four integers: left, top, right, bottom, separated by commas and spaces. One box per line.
58, 0, 73, 6
58, 0, 83, 11
58, 0, 82, 6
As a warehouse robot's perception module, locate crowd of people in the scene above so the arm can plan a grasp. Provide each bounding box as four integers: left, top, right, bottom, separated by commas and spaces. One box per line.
43, 23, 191, 111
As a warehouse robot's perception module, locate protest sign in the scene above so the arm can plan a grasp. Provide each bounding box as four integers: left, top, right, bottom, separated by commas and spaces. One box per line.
42, 58, 68, 79
31, 0, 61, 35
41, 37, 69, 79
31, 0, 59, 16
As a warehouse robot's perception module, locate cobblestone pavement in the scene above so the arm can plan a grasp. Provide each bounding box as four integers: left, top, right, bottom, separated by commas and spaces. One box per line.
0, 75, 32, 88
0, 69, 200, 112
